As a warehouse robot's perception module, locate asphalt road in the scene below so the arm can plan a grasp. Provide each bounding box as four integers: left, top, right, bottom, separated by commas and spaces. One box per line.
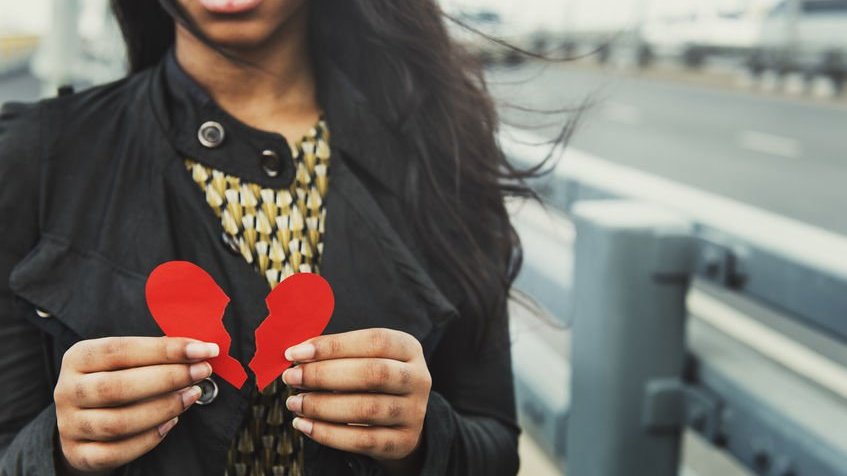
488, 63, 847, 236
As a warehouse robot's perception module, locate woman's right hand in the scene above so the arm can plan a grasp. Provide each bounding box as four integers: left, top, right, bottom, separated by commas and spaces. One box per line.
54, 336, 219, 474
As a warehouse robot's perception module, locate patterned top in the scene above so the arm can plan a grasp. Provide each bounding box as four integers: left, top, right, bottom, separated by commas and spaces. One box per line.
185, 120, 331, 476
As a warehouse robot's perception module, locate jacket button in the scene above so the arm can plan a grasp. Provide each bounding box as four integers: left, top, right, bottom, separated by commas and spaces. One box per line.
260, 150, 281, 178
198, 121, 225, 148
195, 377, 219, 405
35, 308, 52, 319
221, 231, 241, 256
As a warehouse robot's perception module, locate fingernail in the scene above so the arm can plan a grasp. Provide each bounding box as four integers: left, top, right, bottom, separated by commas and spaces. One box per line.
180, 386, 202, 409
285, 343, 315, 362
186, 342, 220, 360
282, 367, 303, 386
190, 362, 213, 381
286, 394, 303, 413
158, 417, 178, 437
292, 417, 313, 436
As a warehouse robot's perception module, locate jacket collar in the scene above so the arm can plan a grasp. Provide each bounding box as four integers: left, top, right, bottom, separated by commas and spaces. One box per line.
152, 49, 408, 197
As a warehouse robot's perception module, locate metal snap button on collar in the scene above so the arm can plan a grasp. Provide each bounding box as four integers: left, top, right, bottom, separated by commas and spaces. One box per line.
35, 308, 52, 319
196, 377, 219, 405
198, 121, 226, 148
260, 149, 281, 178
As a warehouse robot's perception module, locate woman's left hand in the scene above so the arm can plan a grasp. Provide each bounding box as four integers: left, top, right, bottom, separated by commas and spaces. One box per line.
282, 328, 431, 462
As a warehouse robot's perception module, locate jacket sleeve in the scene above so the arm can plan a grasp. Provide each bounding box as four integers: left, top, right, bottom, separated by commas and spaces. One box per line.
419, 271, 521, 475
0, 101, 60, 476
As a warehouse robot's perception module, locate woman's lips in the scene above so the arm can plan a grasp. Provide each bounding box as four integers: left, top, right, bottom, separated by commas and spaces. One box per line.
199, 0, 264, 14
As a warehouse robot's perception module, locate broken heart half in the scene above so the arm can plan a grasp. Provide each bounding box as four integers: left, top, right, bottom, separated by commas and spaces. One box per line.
145, 261, 248, 388
249, 273, 334, 391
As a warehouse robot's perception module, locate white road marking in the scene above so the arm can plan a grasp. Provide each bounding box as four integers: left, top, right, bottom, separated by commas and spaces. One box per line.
738, 130, 802, 159
601, 101, 643, 125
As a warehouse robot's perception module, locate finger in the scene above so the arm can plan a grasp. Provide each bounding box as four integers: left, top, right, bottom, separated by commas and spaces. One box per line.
74, 362, 212, 408
292, 417, 418, 460
287, 392, 414, 426
65, 337, 219, 373
283, 359, 418, 394
64, 386, 201, 441
285, 329, 421, 363
64, 418, 180, 472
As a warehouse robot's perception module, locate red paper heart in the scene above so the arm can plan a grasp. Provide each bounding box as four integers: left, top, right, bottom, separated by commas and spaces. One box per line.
145, 261, 335, 391
249, 273, 335, 391
145, 261, 248, 389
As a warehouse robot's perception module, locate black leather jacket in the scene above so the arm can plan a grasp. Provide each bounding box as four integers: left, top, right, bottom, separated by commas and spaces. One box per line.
0, 53, 519, 476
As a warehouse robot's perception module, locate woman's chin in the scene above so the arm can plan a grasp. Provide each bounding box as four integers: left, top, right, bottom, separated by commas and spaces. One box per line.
188, 21, 282, 50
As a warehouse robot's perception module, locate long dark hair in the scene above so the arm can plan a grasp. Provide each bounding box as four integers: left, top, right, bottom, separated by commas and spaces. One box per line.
111, 0, 571, 345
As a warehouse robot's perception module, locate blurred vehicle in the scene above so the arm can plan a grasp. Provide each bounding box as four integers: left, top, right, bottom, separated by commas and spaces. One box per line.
0, 34, 39, 75
641, 0, 847, 83
541, 0, 846, 88
448, 9, 529, 66
642, 1, 764, 67
749, 0, 847, 85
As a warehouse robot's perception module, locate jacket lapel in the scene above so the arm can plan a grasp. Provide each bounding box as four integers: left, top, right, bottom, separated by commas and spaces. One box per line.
319, 153, 459, 341
316, 58, 460, 340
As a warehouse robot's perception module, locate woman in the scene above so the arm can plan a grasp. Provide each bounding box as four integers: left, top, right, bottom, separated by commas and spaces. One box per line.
0, 0, 534, 474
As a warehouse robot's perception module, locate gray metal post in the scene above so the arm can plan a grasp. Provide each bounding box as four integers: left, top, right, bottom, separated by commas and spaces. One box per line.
566, 200, 694, 476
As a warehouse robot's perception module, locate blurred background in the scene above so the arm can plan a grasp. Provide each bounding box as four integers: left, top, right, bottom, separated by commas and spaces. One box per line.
2, 1, 846, 475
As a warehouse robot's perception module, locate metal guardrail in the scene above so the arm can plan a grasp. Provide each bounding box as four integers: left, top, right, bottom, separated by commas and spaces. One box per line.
502, 127, 847, 476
